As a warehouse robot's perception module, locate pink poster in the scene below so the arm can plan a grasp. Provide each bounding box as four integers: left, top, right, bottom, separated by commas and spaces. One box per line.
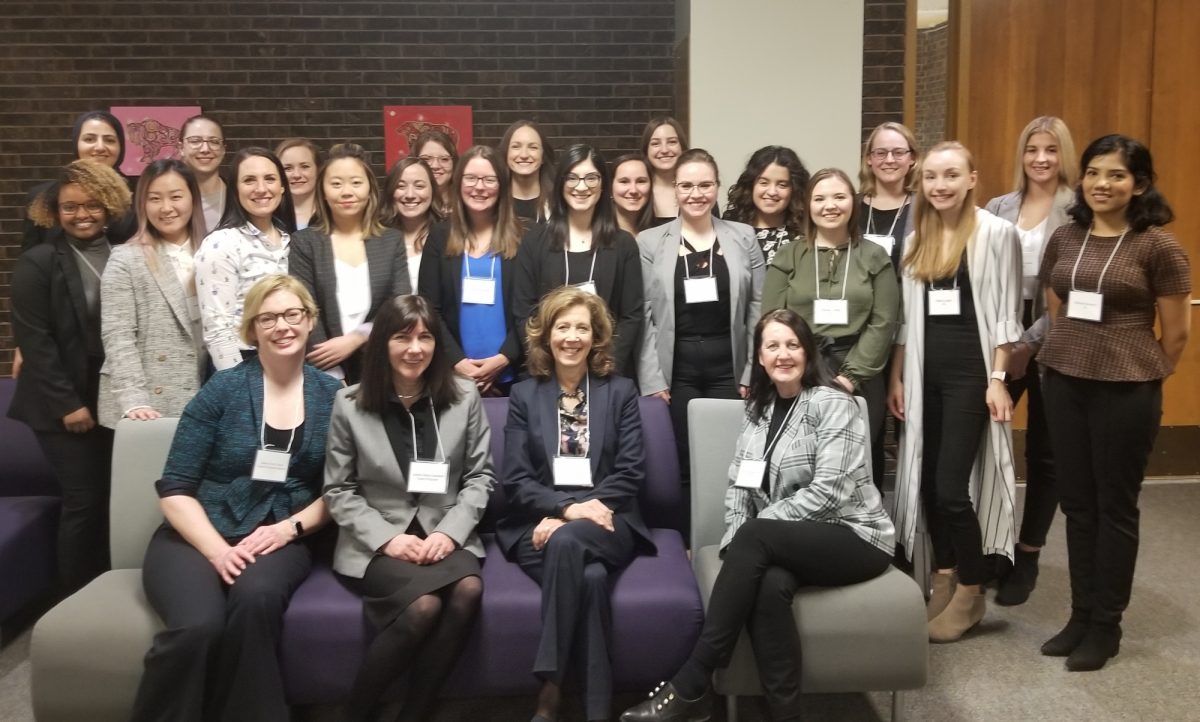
383, 106, 473, 170
110, 106, 202, 176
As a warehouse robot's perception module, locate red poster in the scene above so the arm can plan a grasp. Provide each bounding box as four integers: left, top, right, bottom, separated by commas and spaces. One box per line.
382, 106, 473, 170
110, 106, 202, 176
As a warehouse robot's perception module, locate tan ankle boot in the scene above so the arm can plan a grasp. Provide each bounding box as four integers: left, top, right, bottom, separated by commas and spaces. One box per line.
926, 571, 958, 621
928, 585, 985, 643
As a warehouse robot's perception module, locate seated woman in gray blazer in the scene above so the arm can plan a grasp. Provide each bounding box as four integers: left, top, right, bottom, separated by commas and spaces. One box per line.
289, 143, 411, 385
99, 159, 209, 427
324, 294, 493, 722
637, 148, 765, 480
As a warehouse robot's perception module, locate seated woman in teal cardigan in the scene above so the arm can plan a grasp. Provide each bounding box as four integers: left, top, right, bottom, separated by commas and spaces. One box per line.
129, 275, 342, 722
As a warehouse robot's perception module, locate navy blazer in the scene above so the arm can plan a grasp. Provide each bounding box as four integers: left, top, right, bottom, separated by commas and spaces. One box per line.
496, 373, 655, 556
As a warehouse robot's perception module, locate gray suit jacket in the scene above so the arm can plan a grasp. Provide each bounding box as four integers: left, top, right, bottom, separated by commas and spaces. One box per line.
98, 242, 207, 428
323, 376, 494, 578
984, 186, 1074, 349
635, 217, 765, 393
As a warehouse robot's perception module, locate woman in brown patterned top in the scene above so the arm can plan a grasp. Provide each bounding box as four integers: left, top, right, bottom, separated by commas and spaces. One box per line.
1037, 134, 1191, 671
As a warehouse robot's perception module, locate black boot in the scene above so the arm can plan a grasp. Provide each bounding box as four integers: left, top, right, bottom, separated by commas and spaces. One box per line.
996, 548, 1040, 606
1066, 623, 1122, 671
620, 682, 713, 722
1041, 614, 1090, 656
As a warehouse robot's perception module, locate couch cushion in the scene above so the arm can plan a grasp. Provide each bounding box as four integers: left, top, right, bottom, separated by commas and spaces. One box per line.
0, 379, 58, 497
0, 495, 59, 620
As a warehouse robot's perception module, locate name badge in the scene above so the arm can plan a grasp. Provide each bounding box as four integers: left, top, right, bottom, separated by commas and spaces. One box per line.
863, 234, 895, 256
683, 276, 719, 304
573, 281, 597, 296
553, 456, 593, 488
462, 277, 496, 305
1066, 290, 1103, 322
734, 458, 767, 489
927, 289, 961, 316
251, 449, 290, 483
407, 460, 450, 495
813, 299, 849, 325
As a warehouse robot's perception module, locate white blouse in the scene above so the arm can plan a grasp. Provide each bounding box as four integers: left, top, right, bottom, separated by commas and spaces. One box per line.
1016, 216, 1048, 301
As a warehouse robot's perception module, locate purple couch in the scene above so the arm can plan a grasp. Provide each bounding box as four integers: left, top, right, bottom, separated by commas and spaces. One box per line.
279, 396, 704, 703
0, 378, 60, 627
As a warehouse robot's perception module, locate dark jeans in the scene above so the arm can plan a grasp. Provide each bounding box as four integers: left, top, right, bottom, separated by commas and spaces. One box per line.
692, 519, 890, 719
1042, 370, 1161, 626
670, 334, 739, 481
823, 335, 887, 489
1006, 357, 1058, 547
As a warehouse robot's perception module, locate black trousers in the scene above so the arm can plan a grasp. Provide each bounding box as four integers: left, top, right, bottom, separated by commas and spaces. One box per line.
1006, 352, 1058, 547
1042, 370, 1161, 626
670, 335, 739, 480
693, 519, 890, 719
33, 425, 113, 594
921, 323, 990, 585
823, 336, 887, 490
130, 526, 313, 722
513, 518, 636, 721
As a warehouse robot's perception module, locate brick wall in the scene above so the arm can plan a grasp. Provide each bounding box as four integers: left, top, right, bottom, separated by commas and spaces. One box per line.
862, 0, 907, 142
915, 22, 949, 152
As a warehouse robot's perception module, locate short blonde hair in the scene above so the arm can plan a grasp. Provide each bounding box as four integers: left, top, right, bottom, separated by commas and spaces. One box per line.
1011, 116, 1078, 194
238, 274, 319, 346
28, 159, 132, 228
524, 287, 615, 379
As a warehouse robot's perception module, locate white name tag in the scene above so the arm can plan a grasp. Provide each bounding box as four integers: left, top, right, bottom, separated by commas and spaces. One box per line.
1066, 290, 1103, 322
573, 281, 597, 295
553, 456, 593, 488
462, 276, 496, 305
407, 460, 450, 494
928, 289, 961, 316
251, 449, 290, 483
735, 458, 767, 489
683, 276, 719, 304
863, 233, 895, 256
813, 299, 849, 325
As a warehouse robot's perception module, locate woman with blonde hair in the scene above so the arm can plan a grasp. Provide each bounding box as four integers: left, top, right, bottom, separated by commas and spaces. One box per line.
857, 122, 919, 267
887, 141, 1022, 643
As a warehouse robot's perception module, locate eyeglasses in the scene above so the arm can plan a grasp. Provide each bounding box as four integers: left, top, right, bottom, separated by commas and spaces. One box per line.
462, 174, 499, 189
675, 181, 718, 196
869, 148, 912, 160
184, 136, 225, 150
59, 201, 106, 216
419, 154, 454, 167
565, 173, 602, 189
253, 308, 308, 330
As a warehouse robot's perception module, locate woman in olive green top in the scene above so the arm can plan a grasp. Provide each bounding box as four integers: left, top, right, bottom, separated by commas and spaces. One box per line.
762, 168, 899, 487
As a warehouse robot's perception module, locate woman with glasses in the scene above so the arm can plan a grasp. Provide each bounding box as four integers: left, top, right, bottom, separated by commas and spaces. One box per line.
514, 144, 644, 377
276, 138, 323, 231
129, 275, 341, 722
289, 143, 411, 385
419, 145, 524, 395
722, 145, 811, 266
11, 159, 131, 594
637, 148, 764, 481
381, 156, 443, 295
610, 153, 654, 237
641, 117, 688, 227
195, 147, 298, 371
412, 129, 459, 218
179, 115, 228, 231
500, 120, 555, 223
858, 122, 919, 268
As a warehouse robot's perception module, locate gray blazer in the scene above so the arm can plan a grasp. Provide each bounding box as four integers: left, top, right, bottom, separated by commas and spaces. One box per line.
98, 242, 206, 428
636, 217, 765, 393
984, 186, 1074, 349
323, 376, 495, 578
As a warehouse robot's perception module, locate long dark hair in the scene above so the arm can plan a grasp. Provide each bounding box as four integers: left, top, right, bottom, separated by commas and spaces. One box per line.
355, 295, 463, 415
609, 152, 654, 233
216, 147, 298, 234
72, 110, 127, 168
130, 159, 207, 252
380, 156, 442, 252
545, 144, 619, 250
723, 145, 809, 237
498, 119, 556, 216
445, 145, 522, 259
1068, 134, 1174, 232
746, 309, 841, 422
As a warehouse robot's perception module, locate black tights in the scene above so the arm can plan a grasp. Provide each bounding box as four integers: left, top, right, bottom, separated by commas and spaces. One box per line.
347, 576, 483, 722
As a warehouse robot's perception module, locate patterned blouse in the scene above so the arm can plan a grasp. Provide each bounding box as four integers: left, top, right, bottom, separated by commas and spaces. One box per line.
558, 387, 590, 457
755, 226, 795, 266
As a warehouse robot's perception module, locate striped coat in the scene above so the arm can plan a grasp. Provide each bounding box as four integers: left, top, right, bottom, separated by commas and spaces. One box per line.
892, 207, 1024, 564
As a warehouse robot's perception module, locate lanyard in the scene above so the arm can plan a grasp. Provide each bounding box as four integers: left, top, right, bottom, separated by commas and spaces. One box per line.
260, 394, 303, 452
462, 251, 497, 280
761, 396, 801, 464
1070, 226, 1128, 293
564, 247, 597, 286
812, 242, 852, 301
556, 375, 590, 458
680, 238, 715, 279
68, 240, 111, 282
404, 397, 447, 463
866, 195, 908, 238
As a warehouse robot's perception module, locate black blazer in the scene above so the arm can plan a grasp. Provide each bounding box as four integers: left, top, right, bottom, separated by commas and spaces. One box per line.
9, 230, 101, 430
417, 223, 522, 366
496, 373, 655, 556
512, 224, 644, 377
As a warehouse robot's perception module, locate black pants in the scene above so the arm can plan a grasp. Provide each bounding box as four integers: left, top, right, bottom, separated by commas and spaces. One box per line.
692, 519, 890, 719
921, 323, 990, 585
33, 426, 113, 594
513, 518, 637, 721
1042, 370, 1161, 626
1006, 349, 1057, 547
823, 336, 887, 490
670, 335, 739, 480
130, 526, 313, 722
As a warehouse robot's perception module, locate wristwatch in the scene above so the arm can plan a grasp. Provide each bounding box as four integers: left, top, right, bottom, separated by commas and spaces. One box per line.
989, 370, 1007, 383
289, 518, 304, 539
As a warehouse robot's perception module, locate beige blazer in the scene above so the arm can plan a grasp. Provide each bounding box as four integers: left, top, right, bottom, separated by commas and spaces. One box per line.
323, 376, 494, 578
636, 217, 765, 393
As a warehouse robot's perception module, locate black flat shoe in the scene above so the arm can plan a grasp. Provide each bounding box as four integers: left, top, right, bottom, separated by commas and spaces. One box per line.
1041, 616, 1090, 656
995, 548, 1040, 606
1066, 624, 1122, 671
619, 682, 712, 722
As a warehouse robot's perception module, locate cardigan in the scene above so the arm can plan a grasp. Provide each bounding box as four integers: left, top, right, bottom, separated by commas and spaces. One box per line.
156, 358, 341, 539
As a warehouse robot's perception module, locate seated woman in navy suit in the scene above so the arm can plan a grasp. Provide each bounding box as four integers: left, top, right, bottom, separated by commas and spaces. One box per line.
499, 286, 656, 722
130, 275, 341, 722
324, 294, 493, 722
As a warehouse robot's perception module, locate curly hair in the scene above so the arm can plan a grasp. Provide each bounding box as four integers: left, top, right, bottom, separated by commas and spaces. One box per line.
1067, 134, 1174, 232
723, 145, 809, 237
524, 287, 616, 379
28, 159, 132, 228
